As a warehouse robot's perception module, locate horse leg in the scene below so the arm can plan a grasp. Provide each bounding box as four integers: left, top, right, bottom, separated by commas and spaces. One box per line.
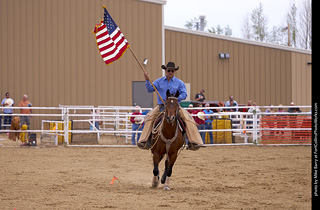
164, 164, 173, 191
161, 159, 169, 184
164, 153, 178, 191
151, 153, 161, 188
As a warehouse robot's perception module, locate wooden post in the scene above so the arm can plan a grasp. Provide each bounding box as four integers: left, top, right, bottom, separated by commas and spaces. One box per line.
128, 46, 165, 105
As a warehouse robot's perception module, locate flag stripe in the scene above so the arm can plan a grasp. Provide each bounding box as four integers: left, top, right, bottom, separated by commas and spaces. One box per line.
101, 38, 127, 57
93, 8, 129, 65
102, 39, 127, 59
103, 41, 127, 61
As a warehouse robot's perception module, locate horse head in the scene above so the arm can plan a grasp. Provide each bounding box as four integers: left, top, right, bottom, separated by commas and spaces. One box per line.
165, 90, 180, 124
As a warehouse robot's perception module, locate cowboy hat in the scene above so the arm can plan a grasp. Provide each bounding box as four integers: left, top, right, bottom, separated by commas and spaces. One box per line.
197, 111, 206, 121
134, 116, 144, 124
161, 62, 179, 71
4, 98, 13, 107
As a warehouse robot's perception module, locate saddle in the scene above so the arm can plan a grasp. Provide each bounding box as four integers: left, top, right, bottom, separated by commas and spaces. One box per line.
153, 112, 186, 134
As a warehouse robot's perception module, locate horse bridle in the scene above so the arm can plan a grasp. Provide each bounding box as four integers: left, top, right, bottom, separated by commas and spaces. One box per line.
165, 97, 180, 124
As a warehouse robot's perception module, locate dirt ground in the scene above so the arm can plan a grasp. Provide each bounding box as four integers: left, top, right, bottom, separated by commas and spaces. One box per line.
0, 136, 311, 210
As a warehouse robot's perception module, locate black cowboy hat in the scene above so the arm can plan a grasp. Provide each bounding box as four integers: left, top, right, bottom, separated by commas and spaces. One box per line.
161, 62, 179, 71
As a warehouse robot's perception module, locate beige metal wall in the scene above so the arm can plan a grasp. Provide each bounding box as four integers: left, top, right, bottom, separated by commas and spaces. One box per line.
0, 0, 162, 107
165, 28, 312, 107
0, 0, 163, 129
291, 52, 312, 107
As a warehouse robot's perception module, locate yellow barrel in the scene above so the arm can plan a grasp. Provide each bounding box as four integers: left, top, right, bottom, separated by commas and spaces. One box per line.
20, 124, 28, 143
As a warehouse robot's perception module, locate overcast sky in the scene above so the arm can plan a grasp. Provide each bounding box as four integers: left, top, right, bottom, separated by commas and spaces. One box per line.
164, 0, 301, 38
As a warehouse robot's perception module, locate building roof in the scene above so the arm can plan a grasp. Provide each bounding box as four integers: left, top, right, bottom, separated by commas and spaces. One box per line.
139, 0, 167, 5
165, 25, 311, 55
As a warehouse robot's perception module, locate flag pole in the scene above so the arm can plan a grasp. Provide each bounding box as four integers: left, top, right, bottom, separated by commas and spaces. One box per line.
128, 46, 165, 105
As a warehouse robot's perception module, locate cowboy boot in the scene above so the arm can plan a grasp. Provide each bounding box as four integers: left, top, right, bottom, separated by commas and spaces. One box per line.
137, 134, 151, 150
187, 142, 201, 151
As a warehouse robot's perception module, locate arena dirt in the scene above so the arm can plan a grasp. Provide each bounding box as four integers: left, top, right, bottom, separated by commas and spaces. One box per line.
0, 138, 311, 209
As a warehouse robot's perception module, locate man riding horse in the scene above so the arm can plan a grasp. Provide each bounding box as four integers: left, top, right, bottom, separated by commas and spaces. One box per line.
137, 62, 204, 151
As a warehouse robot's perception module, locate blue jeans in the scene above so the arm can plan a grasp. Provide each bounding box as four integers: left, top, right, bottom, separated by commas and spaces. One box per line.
3, 115, 12, 129
205, 122, 214, 144
132, 123, 142, 145
90, 121, 100, 130
197, 124, 206, 144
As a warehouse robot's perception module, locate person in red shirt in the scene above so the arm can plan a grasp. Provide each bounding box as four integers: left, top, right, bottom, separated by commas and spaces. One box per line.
192, 105, 206, 144
19, 94, 32, 129
130, 106, 143, 145
187, 104, 194, 114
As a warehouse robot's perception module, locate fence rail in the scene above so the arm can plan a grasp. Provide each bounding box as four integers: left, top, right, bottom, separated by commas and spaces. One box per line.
0, 105, 312, 147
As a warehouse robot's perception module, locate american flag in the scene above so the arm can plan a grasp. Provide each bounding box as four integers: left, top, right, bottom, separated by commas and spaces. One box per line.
93, 8, 129, 65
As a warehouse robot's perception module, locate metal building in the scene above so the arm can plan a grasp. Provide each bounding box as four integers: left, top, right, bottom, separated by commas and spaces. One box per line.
0, 0, 311, 111
165, 26, 311, 107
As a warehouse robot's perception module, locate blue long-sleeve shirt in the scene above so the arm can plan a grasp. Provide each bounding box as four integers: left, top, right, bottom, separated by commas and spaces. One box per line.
145, 76, 187, 105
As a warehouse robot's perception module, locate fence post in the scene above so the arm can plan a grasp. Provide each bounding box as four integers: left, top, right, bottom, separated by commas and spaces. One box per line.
64, 108, 69, 145
125, 112, 129, 144
115, 108, 119, 137
252, 111, 258, 145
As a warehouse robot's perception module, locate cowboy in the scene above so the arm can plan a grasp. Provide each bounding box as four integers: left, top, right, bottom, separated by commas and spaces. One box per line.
137, 62, 204, 151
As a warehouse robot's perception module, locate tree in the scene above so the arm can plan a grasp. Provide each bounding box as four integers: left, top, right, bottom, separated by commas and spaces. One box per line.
224, 25, 233, 36
298, 0, 312, 50
216, 25, 224, 34
185, 17, 207, 31
207, 24, 232, 36
250, 2, 269, 42
286, 2, 298, 47
185, 17, 198, 30
241, 13, 252, 39
267, 26, 285, 45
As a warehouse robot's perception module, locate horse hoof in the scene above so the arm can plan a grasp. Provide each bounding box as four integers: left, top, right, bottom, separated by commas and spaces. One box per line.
164, 186, 170, 191
151, 176, 159, 188
152, 182, 159, 188
161, 176, 166, 184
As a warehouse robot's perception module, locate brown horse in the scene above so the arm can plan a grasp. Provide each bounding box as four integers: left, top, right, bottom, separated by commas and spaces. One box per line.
151, 90, 185, 191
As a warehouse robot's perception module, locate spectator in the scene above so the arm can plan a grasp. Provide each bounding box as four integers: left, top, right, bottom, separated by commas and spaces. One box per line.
265, 104, 275, 134
194, 89, 205, 102
192, 105, 206, 144
184, 104, 194, 145
265, 104, 274, 114
218, 101, 225, 113
244, 99, 253, 127
288, 102, 301, 113
130, 106, 143, 145
139, 109, 150, 131
187, 104, 194, 114
277, 104, 285, 113
244, 100, 253, 112
248, 102, 261, 114
203, 103, 214, 144
225, 95, 238, 112
1, 92, 14, 130
90, 108, 101, 130
19, 94, 32, 129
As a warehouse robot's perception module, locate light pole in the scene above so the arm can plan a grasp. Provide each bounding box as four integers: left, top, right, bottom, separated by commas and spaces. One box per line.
282, 23, 291, 46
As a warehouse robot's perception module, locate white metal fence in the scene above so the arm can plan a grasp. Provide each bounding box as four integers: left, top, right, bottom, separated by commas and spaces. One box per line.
0, 105, 312, 147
